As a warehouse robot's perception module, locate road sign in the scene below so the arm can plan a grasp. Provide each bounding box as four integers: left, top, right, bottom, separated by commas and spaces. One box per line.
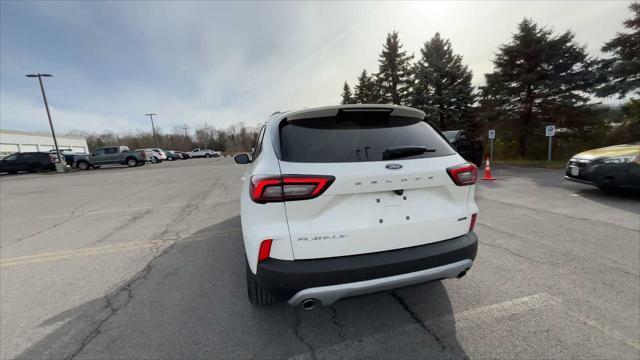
545, 125, 556, 137
488, 129, 495, 160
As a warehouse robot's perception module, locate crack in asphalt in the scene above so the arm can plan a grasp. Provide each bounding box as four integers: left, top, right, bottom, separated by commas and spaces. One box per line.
65, 234, 179, 360
478, 240, 558, 265
390, 292, 448, 353
292, 307, 317, 360
64, 199, 203, 359
329, 306, 346, 340
91, 209, 154, 245
2, 205, 84, 248
476, 196, 639, 232
479, 222, 639, 274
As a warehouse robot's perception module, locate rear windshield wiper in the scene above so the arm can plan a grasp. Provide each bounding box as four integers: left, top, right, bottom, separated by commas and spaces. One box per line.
383, 146, 435, 160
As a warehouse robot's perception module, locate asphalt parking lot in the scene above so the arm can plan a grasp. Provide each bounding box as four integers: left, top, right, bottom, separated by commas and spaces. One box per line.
1, 159, 638, 359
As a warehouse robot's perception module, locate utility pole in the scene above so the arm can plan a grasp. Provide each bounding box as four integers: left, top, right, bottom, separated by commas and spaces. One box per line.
145, 113, 158, 148
181, 125, 189, 138
26, 73, 65, 172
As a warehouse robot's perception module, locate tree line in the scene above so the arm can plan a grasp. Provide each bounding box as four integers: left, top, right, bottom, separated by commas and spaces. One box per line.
67, 123, 260, 154
340, 3, 639, 160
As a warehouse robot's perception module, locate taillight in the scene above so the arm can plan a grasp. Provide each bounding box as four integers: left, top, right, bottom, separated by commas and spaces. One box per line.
139, 151, 146, 158
447, 163, 477, 186
249, 175, 335, 203
49, 155, 57, 163
258, 239, 272, 262
469, 213, 477, 231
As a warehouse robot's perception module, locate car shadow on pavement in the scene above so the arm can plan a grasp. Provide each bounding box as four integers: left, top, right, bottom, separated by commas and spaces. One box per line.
17, 216, 467, 360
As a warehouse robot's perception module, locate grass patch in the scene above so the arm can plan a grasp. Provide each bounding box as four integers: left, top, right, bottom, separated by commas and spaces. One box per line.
492, 159, 566, 169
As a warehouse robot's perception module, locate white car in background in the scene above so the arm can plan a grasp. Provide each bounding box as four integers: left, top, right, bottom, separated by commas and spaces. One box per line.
135, 148, 167, 163
189, 148, 221, 158
234, 104, 479, 309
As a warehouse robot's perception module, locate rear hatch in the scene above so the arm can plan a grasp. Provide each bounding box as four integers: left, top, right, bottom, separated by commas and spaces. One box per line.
278, 109, 474, 260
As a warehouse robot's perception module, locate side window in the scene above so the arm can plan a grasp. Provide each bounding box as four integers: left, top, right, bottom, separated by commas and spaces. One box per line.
95, 149, 106, 155
106, 148, 118, 154
4, 154, 17, 161
253, 125, 266, 159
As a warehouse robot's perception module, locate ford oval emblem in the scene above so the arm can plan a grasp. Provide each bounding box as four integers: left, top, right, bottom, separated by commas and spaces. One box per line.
385, 163, 403, 170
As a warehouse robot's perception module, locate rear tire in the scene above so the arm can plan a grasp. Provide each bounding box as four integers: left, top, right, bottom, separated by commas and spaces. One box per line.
126, 158, 138, 167
77, 161, 90, 170
246, 260, 275, 305
205, 154, 211, 158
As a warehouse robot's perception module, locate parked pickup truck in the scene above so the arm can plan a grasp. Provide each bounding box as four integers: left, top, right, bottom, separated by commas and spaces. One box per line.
74, 146, 146, 170
443, 130, 484, 166
189, 148, 221, 158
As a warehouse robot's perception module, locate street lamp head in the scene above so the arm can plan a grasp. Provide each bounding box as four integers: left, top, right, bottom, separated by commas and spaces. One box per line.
25, 73, 53, 78
145, 113, 157, 116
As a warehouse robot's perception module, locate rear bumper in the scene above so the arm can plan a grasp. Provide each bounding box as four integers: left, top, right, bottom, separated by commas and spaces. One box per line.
257, 231, 478, 305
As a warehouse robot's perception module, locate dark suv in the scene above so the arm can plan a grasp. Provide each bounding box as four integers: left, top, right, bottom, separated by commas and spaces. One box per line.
0, 152, 57, 174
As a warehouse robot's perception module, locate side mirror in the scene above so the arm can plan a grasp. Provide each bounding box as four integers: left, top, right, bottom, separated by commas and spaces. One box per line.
234, 154, 251, 164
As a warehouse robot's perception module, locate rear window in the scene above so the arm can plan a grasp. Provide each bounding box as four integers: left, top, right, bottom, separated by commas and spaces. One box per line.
280, 113, 455, 163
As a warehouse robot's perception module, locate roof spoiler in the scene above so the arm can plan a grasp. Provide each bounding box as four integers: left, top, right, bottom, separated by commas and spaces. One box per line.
285, 105, 425, 121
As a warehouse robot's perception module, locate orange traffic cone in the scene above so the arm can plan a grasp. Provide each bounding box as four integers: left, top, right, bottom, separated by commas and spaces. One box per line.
482, 156, 496, 181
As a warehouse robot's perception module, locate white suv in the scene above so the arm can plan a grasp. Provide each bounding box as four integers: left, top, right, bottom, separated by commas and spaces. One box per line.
235, 105, 478, 309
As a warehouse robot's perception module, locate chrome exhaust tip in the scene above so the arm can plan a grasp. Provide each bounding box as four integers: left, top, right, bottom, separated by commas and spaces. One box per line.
301, 298, 319, 310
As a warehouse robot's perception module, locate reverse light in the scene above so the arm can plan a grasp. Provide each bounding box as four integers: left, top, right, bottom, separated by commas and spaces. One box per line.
469, 213, 477, 231
250, 175, 335, 203
447, 163, 478, 186
258, 239, 273, 262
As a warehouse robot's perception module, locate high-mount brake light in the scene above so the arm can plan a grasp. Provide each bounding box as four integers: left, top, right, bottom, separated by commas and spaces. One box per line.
446, 163, 477, 186
249, 175, 335, 203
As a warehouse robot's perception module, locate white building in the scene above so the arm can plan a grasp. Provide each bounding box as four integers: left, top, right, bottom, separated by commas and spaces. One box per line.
0, 129, 89, 158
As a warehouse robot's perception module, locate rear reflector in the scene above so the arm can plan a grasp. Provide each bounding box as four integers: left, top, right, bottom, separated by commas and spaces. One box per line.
469, 213, 477, 231
258, 239, 272, 262
446, 163, 477, 186
250, 175, 335, 203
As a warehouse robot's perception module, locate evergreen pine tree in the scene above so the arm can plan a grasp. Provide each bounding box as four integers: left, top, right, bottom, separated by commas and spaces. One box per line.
376, 31, 414, 105
412, 33, 475, 130
354, 69, 380, 103
597, 3, 640, 98
340, 81, 354, 105
480, 19, 598, 157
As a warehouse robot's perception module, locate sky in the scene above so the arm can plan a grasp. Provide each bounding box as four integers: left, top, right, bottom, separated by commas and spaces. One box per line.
0, 1, 632, 135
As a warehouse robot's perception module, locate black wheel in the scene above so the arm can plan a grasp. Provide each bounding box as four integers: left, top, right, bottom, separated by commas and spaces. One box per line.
77, 161, 90, 170
137, 161, 145, 166
8, 171, 17, 175
151, 157, 159, 164
93, 165, 101, 169
126, 158, 138, 167
205, 154, 211, 158
167, 156, 174, 161
246, 260, 275, 305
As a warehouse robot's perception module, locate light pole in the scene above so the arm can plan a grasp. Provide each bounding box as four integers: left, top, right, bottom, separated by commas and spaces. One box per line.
26, 73, 66, 172
145, 113, 158, 148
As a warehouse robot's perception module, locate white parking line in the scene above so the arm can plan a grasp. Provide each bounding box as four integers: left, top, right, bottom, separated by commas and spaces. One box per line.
2, 200, 228, 222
